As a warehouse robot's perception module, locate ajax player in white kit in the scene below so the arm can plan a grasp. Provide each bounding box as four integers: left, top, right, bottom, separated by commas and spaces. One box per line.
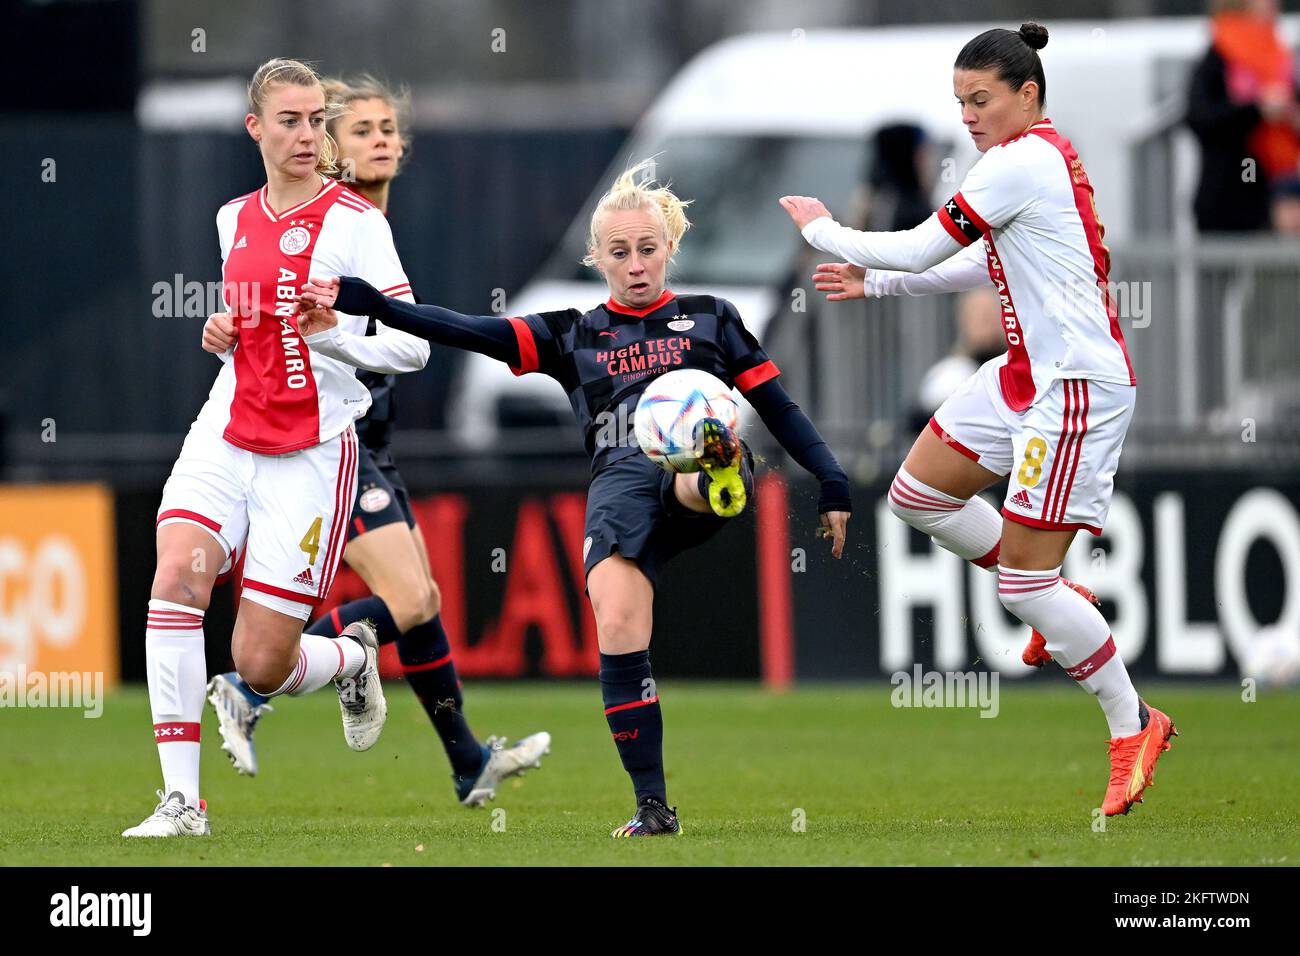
783, 23, 1177, 817
123, 58, 430, 837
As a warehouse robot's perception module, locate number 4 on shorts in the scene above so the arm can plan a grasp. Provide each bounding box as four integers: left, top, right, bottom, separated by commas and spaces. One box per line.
299, 516, 323, 566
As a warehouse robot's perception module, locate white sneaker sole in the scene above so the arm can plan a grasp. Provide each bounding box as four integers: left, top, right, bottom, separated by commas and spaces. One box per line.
122, 810, 211, 837
338, 623, 387, 751
207, 676, 258, 776
459, 732, 552, 807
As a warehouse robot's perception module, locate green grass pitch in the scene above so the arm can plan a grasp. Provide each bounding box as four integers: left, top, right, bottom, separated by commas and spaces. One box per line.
1, 681, 1296, 866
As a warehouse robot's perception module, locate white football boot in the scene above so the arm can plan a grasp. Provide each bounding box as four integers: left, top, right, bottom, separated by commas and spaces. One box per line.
459, 732, 553, 807
207, 673, 273, 776
336, 620, 388, 751
121, 790, 210, 837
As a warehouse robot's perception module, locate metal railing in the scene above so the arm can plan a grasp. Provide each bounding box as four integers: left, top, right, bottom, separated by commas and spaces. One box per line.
768, 238, 1300, 474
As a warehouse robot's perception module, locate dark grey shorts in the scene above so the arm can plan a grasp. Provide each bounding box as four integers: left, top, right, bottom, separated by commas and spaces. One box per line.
347, 444, 416, 542
582, 444, 755, 588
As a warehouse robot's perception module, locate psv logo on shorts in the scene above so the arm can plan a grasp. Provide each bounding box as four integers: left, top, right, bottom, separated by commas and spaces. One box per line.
279, 226, 311, 255
359, 487, 391, 513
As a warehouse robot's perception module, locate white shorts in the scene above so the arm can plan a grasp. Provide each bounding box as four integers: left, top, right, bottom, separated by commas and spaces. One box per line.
930, 357, 1135, 535
157, 419, 359, 618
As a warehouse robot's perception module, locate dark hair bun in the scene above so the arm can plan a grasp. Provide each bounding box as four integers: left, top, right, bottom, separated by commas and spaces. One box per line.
1018, 22, 1049, 51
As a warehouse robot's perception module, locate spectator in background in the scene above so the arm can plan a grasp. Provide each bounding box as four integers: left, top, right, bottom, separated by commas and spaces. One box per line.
910, 287, 1005, 433
1186, 0, 1300, 232
847, 123, 935, 232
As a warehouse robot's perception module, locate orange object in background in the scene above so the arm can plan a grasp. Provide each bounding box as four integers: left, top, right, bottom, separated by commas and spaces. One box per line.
0, 484, 118, 690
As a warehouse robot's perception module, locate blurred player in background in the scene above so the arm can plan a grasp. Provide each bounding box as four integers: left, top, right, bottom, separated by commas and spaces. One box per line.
785, 23, 1177, 817
124, 58, 432, 837
294, 160, 852, 837
205, 74, 550, 808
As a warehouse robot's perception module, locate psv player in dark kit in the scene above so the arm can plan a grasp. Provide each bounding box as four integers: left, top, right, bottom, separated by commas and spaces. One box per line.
298, 161, 852, 837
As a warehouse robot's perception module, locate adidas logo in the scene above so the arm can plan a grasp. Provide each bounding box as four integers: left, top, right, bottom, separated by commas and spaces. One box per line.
233, 235, 247, 250
292, 567, 314, 586
1010, 489, 1033, 510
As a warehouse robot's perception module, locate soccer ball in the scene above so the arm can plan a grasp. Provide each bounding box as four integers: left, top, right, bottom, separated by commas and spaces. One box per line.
1240, 624, 1300, 688
634, 369, 739, 473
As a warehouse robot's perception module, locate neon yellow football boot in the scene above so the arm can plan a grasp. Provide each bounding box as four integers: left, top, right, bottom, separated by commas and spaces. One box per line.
694, 418, 747, 518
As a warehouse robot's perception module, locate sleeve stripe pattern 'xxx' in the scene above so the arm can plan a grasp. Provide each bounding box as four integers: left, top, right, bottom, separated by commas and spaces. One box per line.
735, 359, 780, 393
506, 316, 539, 376
938, 192, 989, 246
379, 282, 412, 298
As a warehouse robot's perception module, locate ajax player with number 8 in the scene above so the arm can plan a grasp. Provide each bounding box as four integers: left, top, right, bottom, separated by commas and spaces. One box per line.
784, 22, 1176, 816
295, 160, 853, 837
124, 58, 431, 837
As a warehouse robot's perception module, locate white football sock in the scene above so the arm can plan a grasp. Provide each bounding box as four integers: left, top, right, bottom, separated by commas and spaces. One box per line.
145, 599, 208, 807
998, 566, 1142, 737
887, 466, 1002, 568
266, 633, 365, 698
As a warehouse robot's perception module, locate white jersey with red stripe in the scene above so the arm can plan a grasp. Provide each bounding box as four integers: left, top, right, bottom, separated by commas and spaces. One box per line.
803, 118, 1135, 413
201, 177, 423, 455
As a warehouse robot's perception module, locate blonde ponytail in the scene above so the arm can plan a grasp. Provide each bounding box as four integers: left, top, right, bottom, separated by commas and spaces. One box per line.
247, 57, 341, 176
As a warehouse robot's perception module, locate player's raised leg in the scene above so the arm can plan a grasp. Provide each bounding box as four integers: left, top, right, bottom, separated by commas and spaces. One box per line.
890, 398, 1096, 666
231, 426, 388, 750
123, 522, 224, 837
589, 554, 679, 838
889, 418, 1005, 567
231, 595, 386, 750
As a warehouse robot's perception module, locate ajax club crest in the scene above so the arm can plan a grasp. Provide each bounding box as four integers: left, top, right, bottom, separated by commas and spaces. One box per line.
279, 225, 311, 255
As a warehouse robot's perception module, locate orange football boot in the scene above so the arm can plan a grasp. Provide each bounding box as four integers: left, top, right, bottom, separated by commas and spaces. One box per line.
1021, 579, 1102, 667
1102, 701, 1178, 816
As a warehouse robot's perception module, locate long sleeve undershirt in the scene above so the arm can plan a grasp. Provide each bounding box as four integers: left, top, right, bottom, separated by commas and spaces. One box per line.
802, 212, 964, 275
863, 243, 990, 297
333, 277, 519, 363
302, 322, 430, 373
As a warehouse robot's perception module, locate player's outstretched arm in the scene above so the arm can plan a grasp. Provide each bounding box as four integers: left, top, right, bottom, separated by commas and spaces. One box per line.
813, 243, 989, 301
295, 297, 430, 374
300, 276, 520, 366
781, 195, 962, 274
745, 378, 852, 558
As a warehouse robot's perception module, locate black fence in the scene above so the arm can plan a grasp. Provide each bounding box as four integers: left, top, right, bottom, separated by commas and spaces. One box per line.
110, 468, 1299, 683
1, 122, 627, 475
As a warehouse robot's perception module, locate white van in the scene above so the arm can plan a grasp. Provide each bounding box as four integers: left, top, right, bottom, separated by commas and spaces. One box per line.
451, 16, 1300, 448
